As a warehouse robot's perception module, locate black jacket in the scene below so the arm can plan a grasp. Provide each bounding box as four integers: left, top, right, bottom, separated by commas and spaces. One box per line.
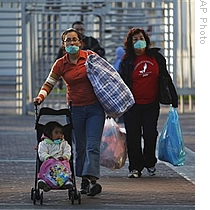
82, 36, 105, 58
118, 48, 178, 107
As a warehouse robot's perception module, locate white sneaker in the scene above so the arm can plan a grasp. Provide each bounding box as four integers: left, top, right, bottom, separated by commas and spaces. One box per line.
147, 167, 156, 176
128, 169, 141, 178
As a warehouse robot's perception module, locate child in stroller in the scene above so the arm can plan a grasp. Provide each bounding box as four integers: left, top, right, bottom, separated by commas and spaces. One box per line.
37, 121, 73, 192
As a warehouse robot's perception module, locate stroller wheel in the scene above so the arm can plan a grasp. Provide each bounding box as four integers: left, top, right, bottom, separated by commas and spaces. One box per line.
33, 191, 36, 205
68, 189, 71, 200
70, 191, 75, 204
40, 191, 43, 205
73, 191, 78, 200
31, 188, 40, 205
30, 187, 34, 200
77, 191, 81, 204
68, 189, 73, 200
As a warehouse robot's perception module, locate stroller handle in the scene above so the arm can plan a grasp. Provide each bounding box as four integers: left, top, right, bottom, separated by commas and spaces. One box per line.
34, 102, 73, 129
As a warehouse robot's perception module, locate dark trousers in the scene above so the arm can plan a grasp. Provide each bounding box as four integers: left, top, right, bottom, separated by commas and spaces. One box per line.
123, 101, 160, 172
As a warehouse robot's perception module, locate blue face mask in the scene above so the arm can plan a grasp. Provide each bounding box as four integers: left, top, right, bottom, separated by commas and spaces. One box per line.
134, 40, 146, 49
54, 139, 61, 145
65, 45, 79, 54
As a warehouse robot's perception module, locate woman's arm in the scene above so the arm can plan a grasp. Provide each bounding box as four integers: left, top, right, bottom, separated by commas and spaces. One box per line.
33, 62, 60, 105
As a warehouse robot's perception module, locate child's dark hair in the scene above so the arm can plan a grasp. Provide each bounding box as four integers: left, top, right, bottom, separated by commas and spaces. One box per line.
43, 121, 63, 139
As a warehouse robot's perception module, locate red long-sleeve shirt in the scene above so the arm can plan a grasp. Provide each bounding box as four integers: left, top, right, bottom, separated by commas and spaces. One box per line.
38, 50, 98, 106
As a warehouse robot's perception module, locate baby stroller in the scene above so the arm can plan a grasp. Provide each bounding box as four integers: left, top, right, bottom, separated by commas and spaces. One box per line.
30, 104, 81, 205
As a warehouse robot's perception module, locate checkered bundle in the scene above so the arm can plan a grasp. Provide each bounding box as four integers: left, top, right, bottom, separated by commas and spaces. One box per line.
85, 53, 135, 118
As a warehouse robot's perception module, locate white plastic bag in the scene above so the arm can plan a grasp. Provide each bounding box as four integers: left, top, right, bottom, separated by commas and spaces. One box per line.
100, 118, 127, 169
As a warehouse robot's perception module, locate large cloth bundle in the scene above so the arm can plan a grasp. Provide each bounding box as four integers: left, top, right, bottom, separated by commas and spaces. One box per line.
85, 53, 135, 118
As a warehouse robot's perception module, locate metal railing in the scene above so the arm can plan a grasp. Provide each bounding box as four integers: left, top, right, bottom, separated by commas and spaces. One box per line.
0, 0, 195, 115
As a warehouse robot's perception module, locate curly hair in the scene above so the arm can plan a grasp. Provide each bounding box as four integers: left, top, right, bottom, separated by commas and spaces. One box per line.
123, 27, 151, 60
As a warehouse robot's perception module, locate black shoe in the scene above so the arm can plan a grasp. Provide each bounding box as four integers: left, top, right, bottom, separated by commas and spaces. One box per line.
64, 180, 73, 189
87, 183, 102, 196
80, 179, 90, 194
37, 179, 51, 192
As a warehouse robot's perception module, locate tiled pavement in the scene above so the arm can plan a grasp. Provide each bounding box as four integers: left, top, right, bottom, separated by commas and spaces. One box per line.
0, 108, 195, 209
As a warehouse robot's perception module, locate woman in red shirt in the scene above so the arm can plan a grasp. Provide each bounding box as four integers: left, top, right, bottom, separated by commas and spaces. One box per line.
118, 27, 178, 178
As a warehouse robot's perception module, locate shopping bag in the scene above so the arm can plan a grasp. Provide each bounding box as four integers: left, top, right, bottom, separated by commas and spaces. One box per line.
39, 159, 71, 188
100, 118, 127, 169
158, 106, 185, 166
85, 53, 135, 118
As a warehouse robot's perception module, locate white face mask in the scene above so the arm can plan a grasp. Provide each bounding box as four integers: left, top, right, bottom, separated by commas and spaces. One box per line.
134, 40, 146, 49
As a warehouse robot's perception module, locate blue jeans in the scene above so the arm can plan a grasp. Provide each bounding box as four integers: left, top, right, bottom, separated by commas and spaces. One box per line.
71, 101, 105, 179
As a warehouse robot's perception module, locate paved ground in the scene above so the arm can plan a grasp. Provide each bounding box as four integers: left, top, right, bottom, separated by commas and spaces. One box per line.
0, 107, 195, 209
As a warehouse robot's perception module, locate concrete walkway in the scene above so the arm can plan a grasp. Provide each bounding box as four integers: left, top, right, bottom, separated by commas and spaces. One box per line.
0, 109, 195, 209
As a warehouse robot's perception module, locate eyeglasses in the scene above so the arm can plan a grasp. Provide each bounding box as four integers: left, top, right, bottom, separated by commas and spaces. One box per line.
64, 38, 80, 43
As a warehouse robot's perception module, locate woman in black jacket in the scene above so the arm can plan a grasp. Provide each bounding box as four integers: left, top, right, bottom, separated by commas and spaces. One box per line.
118, 27, 178, 178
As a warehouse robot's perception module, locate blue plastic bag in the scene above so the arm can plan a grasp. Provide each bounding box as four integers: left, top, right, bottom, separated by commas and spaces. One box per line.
158, 106, 185, 166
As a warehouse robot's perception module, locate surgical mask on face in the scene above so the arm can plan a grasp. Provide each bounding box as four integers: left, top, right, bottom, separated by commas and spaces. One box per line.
54, 139, 61, 145
134, 40, 146, 49
65, 45, 79, 54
